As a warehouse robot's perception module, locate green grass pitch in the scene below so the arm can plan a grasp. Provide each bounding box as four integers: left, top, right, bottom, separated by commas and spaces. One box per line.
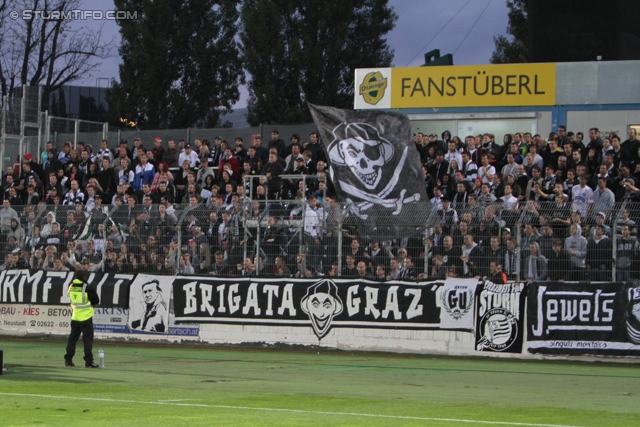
1, 338, 639, 426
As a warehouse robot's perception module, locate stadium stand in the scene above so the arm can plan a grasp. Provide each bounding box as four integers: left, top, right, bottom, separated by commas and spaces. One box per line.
2, 127, 639, 282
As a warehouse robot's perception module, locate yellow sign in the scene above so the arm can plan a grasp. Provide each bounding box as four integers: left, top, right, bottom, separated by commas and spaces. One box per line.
359, 71, 388, 105
391, 63, 556, 108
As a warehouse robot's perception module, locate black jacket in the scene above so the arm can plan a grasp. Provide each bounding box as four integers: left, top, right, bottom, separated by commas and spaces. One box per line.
465, 245, 485, 277
547, 249, 571, 281
98, 168, 118, 197
263, 161, 284, 193
586, 237, 613, 271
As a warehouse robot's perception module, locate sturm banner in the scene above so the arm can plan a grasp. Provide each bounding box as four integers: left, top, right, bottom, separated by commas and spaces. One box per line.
171, 276, 475, 340
475, 281, 525, 353
527, 281, 640, 356
308, 103, 431, 239
0, 270, 132, 308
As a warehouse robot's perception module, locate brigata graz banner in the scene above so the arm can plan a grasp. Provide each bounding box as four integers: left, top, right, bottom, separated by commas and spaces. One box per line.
172, 276, 471, 339
475, 281, 525, 353
527, 281, 640, 356
0, 269, 133, 308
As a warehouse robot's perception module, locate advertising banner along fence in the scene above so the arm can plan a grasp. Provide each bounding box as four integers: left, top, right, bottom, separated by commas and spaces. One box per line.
5, 269, 640, 358
527, 281, 640, 356
475, 281, 526, 353
172, 276, 469, 339
0, 304, 74, 335
0, 270, 133, 308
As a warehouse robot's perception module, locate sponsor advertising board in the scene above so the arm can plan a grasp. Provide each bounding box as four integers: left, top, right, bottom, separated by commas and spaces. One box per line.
94, 307, 130, 334
355, 63, 556, 109
0, 304, 74, 334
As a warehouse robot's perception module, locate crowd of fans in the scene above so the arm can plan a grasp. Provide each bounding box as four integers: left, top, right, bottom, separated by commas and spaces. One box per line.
1, 125, 640, 283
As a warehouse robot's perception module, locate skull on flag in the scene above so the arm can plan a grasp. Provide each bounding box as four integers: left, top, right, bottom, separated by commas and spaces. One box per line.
327, 123, 394, 190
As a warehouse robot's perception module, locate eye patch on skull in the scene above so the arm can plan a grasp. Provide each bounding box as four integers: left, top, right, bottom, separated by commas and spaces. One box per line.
346, 141, 381, 162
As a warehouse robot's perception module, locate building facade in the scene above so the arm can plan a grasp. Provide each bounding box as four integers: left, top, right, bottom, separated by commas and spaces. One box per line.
354, 60, 640, 139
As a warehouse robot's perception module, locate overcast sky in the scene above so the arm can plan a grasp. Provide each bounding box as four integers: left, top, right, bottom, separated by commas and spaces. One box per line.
74, 0, 509, 107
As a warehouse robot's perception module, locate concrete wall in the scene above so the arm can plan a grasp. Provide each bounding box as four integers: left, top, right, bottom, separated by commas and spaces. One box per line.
566, 109, 640, 136
196, 324, 475, 355
2, 304, 635, 362
0, 314, 482, 357
557, 61, 640, 105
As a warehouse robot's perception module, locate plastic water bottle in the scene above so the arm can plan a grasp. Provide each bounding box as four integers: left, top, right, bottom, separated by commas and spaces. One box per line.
98, 348, 104, 368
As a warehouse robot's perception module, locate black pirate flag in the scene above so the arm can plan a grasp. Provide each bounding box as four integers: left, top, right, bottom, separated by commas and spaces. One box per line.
308, 103, 431, 237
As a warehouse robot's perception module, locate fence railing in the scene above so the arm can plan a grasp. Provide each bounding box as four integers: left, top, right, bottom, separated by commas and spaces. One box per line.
0, 86, 44, 176
2, 200, 638, 282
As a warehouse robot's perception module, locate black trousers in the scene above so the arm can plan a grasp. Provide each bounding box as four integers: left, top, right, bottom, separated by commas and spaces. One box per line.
65, 318, 94, 364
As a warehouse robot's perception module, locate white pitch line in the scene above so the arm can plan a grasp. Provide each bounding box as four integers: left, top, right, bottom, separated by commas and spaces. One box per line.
0, 392, 581, 427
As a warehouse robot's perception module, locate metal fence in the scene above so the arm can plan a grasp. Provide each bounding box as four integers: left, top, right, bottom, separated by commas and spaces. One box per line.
1, 86, 319, 180
107, 122, 319, 152
47, 116, 107, 149
0, 86, 44, 174
513, 201, 623, 283
2, 200, 638, 282
17, 118, 318, 177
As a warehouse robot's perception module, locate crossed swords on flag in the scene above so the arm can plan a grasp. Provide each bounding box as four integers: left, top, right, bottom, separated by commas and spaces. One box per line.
336, 146, 421, 218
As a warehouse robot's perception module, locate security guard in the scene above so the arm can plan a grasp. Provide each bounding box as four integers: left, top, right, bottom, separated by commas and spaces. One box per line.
64, 270, 100, 368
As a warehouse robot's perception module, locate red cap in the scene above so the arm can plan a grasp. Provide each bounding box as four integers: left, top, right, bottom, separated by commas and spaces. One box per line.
24, 153, 33, 161
154, 137, 162, 142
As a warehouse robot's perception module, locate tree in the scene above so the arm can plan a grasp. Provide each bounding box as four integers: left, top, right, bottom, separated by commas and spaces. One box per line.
491, 0, 529, 64
0, 0, 112, 104
108, 0, 244, 129
240, 0, 396, 126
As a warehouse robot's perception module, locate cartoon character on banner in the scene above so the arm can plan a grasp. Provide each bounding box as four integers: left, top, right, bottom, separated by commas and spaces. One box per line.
301, 279, 343, 339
